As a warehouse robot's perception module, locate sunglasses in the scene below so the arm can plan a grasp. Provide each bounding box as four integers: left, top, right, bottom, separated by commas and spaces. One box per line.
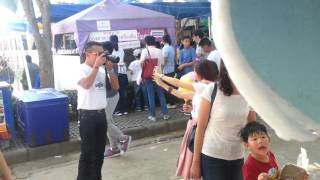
88, 52, 105, 56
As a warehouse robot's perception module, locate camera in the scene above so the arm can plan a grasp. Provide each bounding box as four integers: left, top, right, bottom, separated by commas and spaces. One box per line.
102, 51, 120, 63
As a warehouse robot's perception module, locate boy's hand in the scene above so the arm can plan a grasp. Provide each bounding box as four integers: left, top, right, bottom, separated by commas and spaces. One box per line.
178, 64, 184, 70
182, 104, 192, 113
257, 173, 269, 180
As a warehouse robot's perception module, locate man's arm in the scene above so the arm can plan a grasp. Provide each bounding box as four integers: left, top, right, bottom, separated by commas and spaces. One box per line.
78, 55, 105, 89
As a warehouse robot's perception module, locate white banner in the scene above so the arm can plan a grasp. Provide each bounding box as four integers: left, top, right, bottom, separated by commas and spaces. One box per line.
96, 20, 111, 31
119, 40, 141, 49
150, 29, 165, 37
89, 30, 138, 42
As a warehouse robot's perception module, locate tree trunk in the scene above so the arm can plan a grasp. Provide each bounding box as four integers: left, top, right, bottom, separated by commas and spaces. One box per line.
21, 0, 54, 88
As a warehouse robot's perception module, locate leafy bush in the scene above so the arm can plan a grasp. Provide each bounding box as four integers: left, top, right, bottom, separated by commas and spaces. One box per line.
61, 90, 78, 121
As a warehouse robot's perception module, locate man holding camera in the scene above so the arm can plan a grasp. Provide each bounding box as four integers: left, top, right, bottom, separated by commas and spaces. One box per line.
77, 41, 117, 180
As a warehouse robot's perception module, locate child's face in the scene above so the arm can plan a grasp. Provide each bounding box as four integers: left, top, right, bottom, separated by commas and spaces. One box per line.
202, 45, 211, 53
245, 132, 270, 157
183, 39, 191, 48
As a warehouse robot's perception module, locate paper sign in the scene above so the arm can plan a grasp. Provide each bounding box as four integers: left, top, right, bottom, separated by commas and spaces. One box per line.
118, 40, 141, 49
89, 30, 138, 42
96, 20, 111, 31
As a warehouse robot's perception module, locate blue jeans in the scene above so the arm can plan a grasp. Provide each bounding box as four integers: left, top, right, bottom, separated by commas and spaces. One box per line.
143, 79, 168, 117
133, 83, 148, 110
201, 153, 243, 180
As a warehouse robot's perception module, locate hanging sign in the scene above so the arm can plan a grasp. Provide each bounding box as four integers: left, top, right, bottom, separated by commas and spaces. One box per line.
89, 30, 138, 42
96, 20, 111, 31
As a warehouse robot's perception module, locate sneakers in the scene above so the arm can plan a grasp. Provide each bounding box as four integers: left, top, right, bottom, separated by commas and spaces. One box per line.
167, 104, 177, 109
104, 148, 122, 158
114, 111, 128, 116
121, 135, 132, 153
163, 115, 170, 120
184, 112, 191, 116
113, 111, 123, 116
148, 116, 156, 122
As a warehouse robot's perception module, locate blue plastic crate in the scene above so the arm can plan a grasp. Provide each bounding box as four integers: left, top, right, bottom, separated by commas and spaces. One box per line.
16, 88, 69, 147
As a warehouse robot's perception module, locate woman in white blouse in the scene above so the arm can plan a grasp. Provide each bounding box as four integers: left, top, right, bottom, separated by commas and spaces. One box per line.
153, 60, 219, 180
190, 60, 256, 180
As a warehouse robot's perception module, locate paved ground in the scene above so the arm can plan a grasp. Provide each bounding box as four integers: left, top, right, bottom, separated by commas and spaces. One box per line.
3, 106, 188, 164
10, 126, 320, 180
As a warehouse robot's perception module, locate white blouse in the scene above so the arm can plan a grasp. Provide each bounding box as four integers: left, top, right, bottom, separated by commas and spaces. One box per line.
201, 83, 251, 160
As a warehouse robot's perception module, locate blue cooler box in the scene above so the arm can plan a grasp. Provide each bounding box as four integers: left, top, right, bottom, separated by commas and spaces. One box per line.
16, 88, 69, 147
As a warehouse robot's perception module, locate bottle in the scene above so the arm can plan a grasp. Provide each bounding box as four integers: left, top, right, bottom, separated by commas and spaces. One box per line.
297, 147, 309, 170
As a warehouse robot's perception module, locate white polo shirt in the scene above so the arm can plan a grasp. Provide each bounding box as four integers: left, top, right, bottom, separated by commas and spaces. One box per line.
77, 64, 106, 110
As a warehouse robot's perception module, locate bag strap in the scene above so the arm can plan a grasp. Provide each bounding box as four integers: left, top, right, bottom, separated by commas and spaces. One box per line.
208, 83, 218, 122
146, 48, 151, 59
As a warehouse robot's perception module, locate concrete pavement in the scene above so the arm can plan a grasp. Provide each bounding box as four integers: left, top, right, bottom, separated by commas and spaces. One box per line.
4, 107, 188, 165
10, 128, 320, 180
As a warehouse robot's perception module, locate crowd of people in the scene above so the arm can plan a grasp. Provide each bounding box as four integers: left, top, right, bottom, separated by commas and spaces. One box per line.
76, 30, 309, 180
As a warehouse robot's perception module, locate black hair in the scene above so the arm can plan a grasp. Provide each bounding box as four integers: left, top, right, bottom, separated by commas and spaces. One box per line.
199, 38, 211, 47
102, 41, 114, 54
219, 60, 234, 96
162, 34, 172, 45
155, 41, 161, 49
144, 35, 156, 46
84, 41, 102, 53
194, 30, 204, 39
183, 36, 191, 41
194, 60, 219, 82
239, 122, 269, 143
110, 35, 119, 51
26, 55, 32, 63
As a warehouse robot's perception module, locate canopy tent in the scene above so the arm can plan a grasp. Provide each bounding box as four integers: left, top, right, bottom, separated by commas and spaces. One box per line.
52, 0, 176, 52
131, 2, 211, 19
37, 4, 91, 23
48, 2, 210, 23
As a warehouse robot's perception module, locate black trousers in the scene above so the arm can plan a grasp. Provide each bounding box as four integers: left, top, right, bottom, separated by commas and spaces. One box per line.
201, 153, 244, 180
164, 72, 178, 105
77, 109, 108, 180
117, 74, 129, 113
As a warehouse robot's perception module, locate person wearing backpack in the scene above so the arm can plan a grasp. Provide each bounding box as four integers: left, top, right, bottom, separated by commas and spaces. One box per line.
190, 60, 256, 180
140, 36, 169, 122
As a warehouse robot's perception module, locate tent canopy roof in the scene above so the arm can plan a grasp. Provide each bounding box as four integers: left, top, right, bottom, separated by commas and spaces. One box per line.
131, 2, 211, 19
58, 1, 174, 24
47, 2, 210, 23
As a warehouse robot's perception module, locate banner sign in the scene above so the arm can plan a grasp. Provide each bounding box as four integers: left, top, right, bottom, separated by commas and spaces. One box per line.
119, 40, 141, 49
89, 30, 138, 42
96, 20, 111, 31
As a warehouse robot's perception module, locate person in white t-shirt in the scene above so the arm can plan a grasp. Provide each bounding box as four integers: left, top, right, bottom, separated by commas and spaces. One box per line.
128, 48, 148, 111
140, 36, 168, 121
77, 41, 116, 180
153, 60, 219, 180
199, 38, 221, 71
190, 60, 256, 180
110, 35, 128, 116
193, 30, 208, 61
